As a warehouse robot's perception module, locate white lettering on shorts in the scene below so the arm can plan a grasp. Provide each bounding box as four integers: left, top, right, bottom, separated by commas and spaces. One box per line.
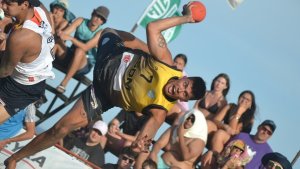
101, 37, 110, 46
113, 52, 135, 91
0, 98, 6, 106
90, 86, 98, 109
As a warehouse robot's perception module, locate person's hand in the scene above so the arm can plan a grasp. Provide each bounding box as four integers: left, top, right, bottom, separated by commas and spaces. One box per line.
0, 29, 6, 44
222, 157, 241, 169
223, 124, 235, 135
177, 123, 185, 137
201, 150, 214, 166
182, 2, 196, 23
0, 139, 9, 150
131, 135, 152, 153
115, 130, 123, 137
58, 32, 73, 41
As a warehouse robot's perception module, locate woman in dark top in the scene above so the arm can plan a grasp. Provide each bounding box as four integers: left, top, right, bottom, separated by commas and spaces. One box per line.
194, 73, 230, 119
205, 90, 256, 150
211, 90, 256, 135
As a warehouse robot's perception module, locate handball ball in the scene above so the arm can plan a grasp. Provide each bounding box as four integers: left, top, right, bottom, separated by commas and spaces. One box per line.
188, 1, 206, 22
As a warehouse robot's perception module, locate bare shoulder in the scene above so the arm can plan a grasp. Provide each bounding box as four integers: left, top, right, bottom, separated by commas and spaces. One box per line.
8, 28, 41, 61
189, 138, 205, 150
9, 28, 41, 46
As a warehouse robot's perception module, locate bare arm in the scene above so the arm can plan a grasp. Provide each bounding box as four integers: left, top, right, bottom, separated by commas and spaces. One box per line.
213, 105, 231, 122
149, 128, 172, 161
146, 6, 194, 65
0, 122, 35, 150
0, 29, 39, 77
61, 17, 84, 35
177, 124, 205, 160
67, 30, 102, 51
116, 131, 137, 142
49, 13, 55, 34
227, 104, 249, 134
132, 108, 167, 152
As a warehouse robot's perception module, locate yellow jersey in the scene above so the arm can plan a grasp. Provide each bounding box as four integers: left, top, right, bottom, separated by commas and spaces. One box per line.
120, 52, 183, 113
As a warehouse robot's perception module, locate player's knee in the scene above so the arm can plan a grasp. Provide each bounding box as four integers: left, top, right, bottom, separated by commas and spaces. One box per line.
102, 27, 118, 36
50, 124, 71, 139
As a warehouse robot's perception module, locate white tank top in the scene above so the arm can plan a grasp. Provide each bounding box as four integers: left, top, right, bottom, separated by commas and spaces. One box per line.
11, 7, 55, 85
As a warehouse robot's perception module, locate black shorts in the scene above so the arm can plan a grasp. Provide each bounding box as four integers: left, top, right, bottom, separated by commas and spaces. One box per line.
0, 77, 45, 116
81, 85, 103, 122
82, 31, 124, 122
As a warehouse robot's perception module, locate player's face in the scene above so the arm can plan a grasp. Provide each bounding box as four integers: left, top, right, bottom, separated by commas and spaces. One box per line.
164, 77, 194, 101
1, 0, 24, 17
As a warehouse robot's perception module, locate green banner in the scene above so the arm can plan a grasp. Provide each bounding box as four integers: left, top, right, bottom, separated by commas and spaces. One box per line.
137, 0, 181, 43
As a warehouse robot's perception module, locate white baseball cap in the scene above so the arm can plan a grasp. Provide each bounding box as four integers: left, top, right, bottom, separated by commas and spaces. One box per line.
92, 120, 108, 135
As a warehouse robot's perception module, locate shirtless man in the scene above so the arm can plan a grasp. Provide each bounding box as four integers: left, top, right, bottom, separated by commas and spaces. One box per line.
5, 3, 206, 168
0, 0, 54, 124
149, 109, 207, 169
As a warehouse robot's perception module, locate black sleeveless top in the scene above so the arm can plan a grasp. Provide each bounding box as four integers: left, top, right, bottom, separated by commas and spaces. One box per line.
223, 104, 253, 133
198, 97, 220, 114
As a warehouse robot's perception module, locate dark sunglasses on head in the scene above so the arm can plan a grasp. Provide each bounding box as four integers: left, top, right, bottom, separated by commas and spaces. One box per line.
93, 129, 102, 136
121, 155, 134, 164
267, 160, 283, 169
186, 115, 195, 123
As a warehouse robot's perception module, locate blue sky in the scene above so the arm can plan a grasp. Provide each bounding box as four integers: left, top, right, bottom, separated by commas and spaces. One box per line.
39, 0, 300, 167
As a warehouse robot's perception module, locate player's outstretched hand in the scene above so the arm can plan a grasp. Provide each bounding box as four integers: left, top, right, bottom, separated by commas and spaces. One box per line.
131, 135, 152, 153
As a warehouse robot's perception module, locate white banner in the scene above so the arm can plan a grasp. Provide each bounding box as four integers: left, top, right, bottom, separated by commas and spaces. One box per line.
0, 130, 92, 169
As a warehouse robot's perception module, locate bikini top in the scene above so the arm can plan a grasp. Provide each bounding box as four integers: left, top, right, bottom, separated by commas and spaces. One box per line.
198, 92, 222, 114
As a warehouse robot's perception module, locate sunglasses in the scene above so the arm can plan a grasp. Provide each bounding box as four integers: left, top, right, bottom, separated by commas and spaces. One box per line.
186, 115, 195, 123
121, 155, 134, 164
261, 126, 273, 135
233, 146, 244, 153
93, 129, 102, 136
267, 160, 283, 169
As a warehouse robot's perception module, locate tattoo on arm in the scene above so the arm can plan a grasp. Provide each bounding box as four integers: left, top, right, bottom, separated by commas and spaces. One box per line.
158, 35, 166, 48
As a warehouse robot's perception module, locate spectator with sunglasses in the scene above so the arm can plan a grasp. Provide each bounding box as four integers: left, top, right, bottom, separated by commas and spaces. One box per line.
260, 152, 292, 169
64, 120, 108, 168
103, 146, 138, 169
148, 109, 207, 169
202, 120, 276, 169
53, 6, 109, 93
